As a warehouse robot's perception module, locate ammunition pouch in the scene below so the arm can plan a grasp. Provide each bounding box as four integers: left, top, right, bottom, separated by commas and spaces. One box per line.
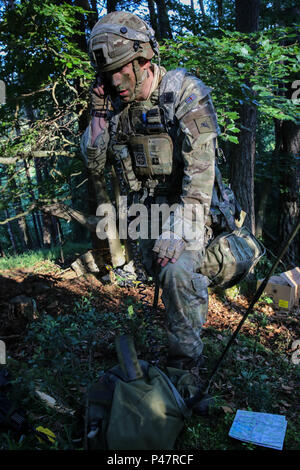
112, 143, 142, 192
129, 133, 173, 178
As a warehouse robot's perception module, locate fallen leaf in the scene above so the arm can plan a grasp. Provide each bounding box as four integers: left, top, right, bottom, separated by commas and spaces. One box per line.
35, 390, 75, 415
221, 405, 234, 414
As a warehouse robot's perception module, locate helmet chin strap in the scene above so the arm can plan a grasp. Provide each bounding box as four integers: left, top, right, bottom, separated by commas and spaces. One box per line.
131, 59, 148, 102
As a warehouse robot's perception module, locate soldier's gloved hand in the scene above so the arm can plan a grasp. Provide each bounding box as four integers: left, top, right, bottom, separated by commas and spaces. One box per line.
90, 75, 110, 147
152, 231, 186, 268
91, 74, 107, 112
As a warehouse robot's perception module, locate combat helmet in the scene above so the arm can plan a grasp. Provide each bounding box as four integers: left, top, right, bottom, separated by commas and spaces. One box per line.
89, 11, 159, 73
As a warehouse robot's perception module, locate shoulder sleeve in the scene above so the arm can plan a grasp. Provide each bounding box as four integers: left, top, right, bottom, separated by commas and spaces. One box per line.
175, 74, 220, 145
161, 75, 219, 249
80, 123, 110, 177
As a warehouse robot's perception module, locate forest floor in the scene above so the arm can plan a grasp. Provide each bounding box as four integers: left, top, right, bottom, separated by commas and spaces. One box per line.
0, 256, 300, 451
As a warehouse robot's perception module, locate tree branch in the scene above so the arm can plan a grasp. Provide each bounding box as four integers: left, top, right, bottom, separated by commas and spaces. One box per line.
0, 151, 77, 164
39, 202, 100, 232
0, 200, 100, 232
0, 205, 35, 225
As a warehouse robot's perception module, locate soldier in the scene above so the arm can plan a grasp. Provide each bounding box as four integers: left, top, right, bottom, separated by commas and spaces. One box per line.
81, 11, 220, 372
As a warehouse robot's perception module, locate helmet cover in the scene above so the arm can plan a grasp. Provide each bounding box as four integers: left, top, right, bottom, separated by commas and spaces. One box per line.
89, 11, 158, 72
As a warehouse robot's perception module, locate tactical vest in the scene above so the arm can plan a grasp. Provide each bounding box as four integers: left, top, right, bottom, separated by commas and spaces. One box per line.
109, 68, 194, 197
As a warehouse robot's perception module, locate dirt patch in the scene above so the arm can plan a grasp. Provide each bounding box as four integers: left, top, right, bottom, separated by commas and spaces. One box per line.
0, 263, 299, 362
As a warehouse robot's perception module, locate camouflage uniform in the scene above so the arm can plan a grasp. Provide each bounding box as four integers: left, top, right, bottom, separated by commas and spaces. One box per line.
81, 12, 220, 368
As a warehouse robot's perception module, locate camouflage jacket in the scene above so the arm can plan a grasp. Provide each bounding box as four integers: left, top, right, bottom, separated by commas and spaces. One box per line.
81, 66, 220, 248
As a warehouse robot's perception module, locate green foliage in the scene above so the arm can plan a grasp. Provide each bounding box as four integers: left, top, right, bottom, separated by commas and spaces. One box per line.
0, 1, 299, 451
161, 28, 300, 144
0, 289, 161, 449
0, 0, 93, 91
0, 0, 93, 242
25, 295, 100, 377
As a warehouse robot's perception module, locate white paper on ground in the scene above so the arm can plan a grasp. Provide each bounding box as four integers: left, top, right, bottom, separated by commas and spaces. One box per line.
229, 410, 287, 450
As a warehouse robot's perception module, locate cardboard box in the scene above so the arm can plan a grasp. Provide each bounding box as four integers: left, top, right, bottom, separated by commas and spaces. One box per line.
257, 267, 300, 310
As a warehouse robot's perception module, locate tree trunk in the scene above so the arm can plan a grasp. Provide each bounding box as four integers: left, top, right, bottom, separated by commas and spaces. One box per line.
73, 0, 90, 133
16, 212, 31, 250
155, 0, 173, 39
107, 0, 118, 13
0, 242, 5, 257
275, 119, 300, 266
24, 105, 45, 248
4, 209, 18, 254
68, 177, 89, 243
231, 0, 261, 234
23, 159, 43, 248
87, 0, 98, 31
34, 158, 54, 248
1, 167, 32, 252
273, 14, 300, 267
57, 218, 65, 264
216, 0, 223, 26
148, 0, 159, 36
199, 0, 205, 16
235, 0, 260, 32
88, 169, 126, 267
255, 178, 272, 238
230, 103, 257, 233
9, 176, 33, 251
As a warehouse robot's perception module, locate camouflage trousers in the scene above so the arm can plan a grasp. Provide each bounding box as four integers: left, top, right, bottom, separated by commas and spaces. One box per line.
139, 235, 209, 364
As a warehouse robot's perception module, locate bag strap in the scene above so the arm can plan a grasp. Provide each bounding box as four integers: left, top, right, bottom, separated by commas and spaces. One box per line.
114, 336, 191, 418
115, 335, 144, 381
214, 165, 240, 232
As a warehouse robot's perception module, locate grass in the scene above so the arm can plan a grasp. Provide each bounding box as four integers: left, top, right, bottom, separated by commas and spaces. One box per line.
0, 242, 91, 271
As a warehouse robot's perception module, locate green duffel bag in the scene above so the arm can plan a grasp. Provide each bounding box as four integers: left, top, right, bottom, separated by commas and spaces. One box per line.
87, 335, 195, 450
199, 226, 265, 289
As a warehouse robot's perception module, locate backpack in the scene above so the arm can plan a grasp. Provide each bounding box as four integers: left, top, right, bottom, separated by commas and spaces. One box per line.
199, 226, 265, 289
199, 165, 265, 288
86, 335, 197, 450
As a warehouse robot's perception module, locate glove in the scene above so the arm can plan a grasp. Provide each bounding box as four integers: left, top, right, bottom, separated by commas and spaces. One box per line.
90, 74, 107, 116
88, 74, 111, 149
152, 231, 186, 267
